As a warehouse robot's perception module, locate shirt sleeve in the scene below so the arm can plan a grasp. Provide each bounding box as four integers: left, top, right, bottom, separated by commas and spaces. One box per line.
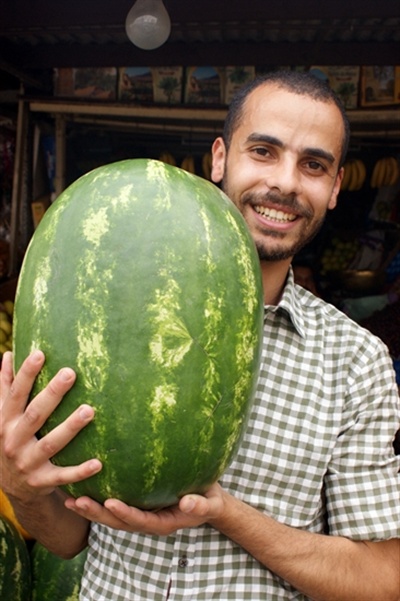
324, 334, 400, 541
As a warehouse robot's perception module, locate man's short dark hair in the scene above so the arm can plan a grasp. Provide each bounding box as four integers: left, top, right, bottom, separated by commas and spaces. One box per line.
223, 70, 350, 168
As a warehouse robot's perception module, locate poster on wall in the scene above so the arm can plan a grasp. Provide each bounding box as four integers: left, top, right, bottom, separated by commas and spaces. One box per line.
184, 67, 223, 104
54, 68, 117, 99
152, 67, 183, 104
309, 66, 360, 109
118, 67, 153, 103
360, 66, 400, 107
223, 66, 255, 105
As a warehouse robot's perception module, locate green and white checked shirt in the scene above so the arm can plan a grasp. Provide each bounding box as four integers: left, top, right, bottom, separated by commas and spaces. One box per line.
81, 270, 400, 601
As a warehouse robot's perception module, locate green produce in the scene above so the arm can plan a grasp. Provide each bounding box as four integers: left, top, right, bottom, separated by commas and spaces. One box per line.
0, 514, 31, 601
31, 542, 87, 601
0, 299, 14, 357
13, 159, 264, 509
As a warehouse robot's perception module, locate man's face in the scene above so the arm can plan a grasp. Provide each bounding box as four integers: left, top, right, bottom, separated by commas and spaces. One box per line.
212, 84, 344, 262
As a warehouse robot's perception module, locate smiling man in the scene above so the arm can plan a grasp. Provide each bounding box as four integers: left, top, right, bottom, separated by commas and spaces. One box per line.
212, 73, 346, 303
1, 72, 399, 601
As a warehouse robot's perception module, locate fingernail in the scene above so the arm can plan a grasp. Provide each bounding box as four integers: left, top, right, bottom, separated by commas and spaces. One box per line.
79, 405, 94, 420
32, 350, 44, 363
183, 498, 196, 513
89, 459, 102, 473
59, 368, 75, 382
76, 500, 88, 511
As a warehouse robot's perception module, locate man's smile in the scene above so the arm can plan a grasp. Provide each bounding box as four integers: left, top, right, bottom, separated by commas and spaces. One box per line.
254, 205, 297, 223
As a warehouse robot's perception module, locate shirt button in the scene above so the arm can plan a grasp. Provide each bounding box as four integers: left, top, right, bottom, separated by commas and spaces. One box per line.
178, 556, 188, 568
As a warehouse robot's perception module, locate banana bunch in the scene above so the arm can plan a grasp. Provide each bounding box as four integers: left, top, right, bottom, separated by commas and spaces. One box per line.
0, 299, 13, 357
370, 157, 399, 188
340, 159, 366, 192
202, 152, 213, 180
180, 155, 196, 174
159, 151, 176, 166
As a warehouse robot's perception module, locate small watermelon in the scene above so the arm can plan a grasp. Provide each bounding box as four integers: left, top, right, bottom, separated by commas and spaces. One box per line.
0, 514, 31, 601
13, 159, 264, 509
31, 542, 87, 601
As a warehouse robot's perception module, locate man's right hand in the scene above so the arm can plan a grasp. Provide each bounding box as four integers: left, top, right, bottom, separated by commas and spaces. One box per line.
0, 350, 102, 504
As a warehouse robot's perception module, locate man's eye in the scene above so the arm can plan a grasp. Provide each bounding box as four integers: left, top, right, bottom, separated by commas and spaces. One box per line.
253, 147, 270, 157
307, 161, 324, 171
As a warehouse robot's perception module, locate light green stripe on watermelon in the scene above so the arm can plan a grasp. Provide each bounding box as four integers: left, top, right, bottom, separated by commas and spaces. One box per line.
75, 207, 113, 393
0, 515, 31, 601
148, 272, 193, 369
146, 159, 173, 210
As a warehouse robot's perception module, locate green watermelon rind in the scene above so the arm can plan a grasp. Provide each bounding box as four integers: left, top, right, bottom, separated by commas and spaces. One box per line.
0, 515, 31, 601
13, 159, 264, 508
31, 541, 87, 601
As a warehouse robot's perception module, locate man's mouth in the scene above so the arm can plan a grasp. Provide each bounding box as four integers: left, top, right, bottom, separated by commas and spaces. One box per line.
254, 205, 297, 223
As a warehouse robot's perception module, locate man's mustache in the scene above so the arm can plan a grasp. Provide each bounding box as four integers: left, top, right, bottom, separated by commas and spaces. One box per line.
242, 191, 313, 219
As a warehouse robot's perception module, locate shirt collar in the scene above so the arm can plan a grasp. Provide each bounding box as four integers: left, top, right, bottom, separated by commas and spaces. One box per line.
264, 267, 307, 339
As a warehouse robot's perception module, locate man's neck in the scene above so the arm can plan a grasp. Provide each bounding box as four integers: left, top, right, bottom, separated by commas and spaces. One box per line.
260, 259, 292, 305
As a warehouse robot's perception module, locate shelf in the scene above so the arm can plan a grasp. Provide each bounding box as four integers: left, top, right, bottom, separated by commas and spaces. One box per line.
28, 98, 400, 136
28, 100, 227, 131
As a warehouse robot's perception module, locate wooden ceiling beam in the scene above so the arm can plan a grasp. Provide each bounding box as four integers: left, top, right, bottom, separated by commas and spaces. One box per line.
0, 0, 399, 31
1, 40, 398, 70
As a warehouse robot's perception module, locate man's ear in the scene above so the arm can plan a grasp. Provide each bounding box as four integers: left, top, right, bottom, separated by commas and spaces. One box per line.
211, 137, 226, 183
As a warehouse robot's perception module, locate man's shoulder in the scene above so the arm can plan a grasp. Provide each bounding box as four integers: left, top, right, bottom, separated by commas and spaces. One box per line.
294, 284, 387, 347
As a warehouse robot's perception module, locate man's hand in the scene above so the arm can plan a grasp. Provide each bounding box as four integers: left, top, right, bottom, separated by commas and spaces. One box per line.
0, 350, 102, 503
64, 482, 226, 535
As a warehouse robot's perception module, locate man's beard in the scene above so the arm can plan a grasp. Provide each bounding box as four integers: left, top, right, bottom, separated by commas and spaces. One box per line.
223, 178, 325, 261
254, 222, 324, 261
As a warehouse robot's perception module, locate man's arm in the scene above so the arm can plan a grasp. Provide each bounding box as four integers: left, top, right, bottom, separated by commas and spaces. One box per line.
207, 488, 400, 601
64, 484, 400, 601
0, 350, 101, 557
8, 488, 90, 559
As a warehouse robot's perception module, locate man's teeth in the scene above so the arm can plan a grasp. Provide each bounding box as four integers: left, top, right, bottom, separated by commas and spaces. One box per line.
255, 206, 297, 222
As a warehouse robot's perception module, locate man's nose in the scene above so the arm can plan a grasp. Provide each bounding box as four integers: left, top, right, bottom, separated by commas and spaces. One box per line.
265, 156, 301, 197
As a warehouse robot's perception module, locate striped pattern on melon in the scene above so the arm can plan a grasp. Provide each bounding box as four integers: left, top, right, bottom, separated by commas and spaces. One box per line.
13, 159, 264, 509
0, 515, 31, 601
31, 542, 87, 601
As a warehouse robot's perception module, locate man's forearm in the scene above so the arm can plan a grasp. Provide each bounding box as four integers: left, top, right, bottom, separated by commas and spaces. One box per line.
210, 492, 400, 601
10, 488, 90, 559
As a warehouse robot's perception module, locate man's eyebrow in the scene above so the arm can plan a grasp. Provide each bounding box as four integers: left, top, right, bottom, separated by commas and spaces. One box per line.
303, 147, 335, 165
246, 134, 336, 165
246, 133, 283, 147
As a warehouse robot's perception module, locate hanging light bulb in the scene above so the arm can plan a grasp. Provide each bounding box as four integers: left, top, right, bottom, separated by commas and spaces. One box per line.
125, 0, 171, 50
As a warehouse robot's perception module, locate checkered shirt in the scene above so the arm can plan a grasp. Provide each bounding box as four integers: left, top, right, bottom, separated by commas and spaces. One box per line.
80, 270, 400, 601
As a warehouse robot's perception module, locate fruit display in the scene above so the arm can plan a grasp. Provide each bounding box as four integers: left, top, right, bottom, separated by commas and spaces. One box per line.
159, 150, 214, 180
0, 511, 87, 601
319, 236, 360, 274
158, 151, 176, 166
0, 489, 32, 540
370, 156, 400, 188
202, 151, 213, 180
0, 514, 31, 601
31, 542, 87, 601
339, 155, 399, 192
340, 158, 366, 192
180, 154, 196, 173
13, 158, 264, 509
0, 299, 13, 358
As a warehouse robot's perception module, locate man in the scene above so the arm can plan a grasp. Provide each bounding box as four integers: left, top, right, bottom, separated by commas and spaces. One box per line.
1, 71, 399, 601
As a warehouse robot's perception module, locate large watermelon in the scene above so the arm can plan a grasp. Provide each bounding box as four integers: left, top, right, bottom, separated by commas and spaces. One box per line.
0, 514, 31, 601
13, 159, 263, 509
31, 542, 87, 601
